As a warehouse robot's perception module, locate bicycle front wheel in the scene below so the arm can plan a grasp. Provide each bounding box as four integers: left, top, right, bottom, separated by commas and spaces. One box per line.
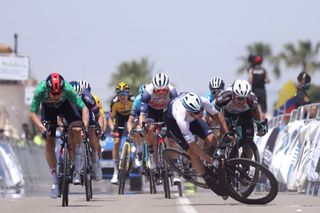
224, 158, 278, 204
163, 147, 208, 189
118, 142, 130, 194
84, 149, 92, 201
61, 146, 70, 207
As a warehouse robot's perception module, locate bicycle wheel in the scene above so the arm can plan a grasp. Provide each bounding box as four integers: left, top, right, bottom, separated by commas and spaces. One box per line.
159, 143, 170, 198
61, 146, 69, 207
163, 147, 208, 189
149, 169, 157, 194
84, 148, 92, 201
239, 142, 260, 163
118, 142, 130, 194
223, 158, 278, 204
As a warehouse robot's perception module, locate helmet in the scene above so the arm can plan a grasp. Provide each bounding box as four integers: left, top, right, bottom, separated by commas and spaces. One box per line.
46, 73, 65, 93
78, 80, 91, 92
182, 92, 204, 113
116, 82, 129, 93
254, 56, 263, 65
209, 77, 225, 91
297, 72, 311, 84
232, 79, 251, 98
138, 84, 146, 95
152, 72, 169, 89
70, 81, 82, 94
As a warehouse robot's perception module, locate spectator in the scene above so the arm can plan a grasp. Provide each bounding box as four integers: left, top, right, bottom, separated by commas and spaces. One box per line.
247, 55, 270, 120
295, 72, 311, 109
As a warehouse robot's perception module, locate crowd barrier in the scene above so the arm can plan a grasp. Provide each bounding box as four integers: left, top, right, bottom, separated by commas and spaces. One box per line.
0, 137, 50, 197
255, 103, 320, 196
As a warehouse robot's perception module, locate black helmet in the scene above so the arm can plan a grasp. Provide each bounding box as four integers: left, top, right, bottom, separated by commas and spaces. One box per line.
297, 72, 311, 84
46, 73, 65, 93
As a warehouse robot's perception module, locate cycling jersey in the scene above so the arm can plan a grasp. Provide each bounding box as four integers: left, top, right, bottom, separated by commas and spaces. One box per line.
30, 81, 85, 113
140, 83, 177, 113
93, 94, 106, 120
249, 65, 267, 90
205, 90, 215, 104
110, 95, 135, 118
214, 87, 258, 115
130, 94, 142, 117
166, 93, 217, 144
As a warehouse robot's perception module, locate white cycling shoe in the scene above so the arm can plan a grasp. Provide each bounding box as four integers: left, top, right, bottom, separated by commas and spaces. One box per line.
111, 173, 118, 184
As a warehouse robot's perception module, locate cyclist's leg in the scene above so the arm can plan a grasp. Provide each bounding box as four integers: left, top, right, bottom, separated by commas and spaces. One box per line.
60, 100, 83, 184
41, 104, 60, 197
238, 111, 254, 159
111, 117, 126, 183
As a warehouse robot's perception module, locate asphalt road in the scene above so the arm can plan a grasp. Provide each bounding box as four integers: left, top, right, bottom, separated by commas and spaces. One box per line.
1, 180, 320, 213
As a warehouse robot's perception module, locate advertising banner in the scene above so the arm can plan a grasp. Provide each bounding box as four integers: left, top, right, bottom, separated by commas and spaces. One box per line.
0, 55, 29, 80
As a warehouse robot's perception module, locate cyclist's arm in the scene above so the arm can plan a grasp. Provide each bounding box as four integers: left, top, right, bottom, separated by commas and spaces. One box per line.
30, 112, 46, 134
127, 115, 135, 135
251, 106, 262, 121
248, 68, 253, 84
210, 111, 228, 135
29, 82, 47, 134
139, 92, 151, 126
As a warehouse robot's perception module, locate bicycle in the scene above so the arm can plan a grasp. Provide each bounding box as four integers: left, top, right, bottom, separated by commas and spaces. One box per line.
44, 121, 92, 206
163, 144, 278, 204
143, 122, 183, 199
218, 118, 267, 163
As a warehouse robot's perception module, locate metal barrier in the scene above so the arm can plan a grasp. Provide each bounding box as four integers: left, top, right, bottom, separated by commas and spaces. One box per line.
0, 138, 50, 197
256, 103, 320, 196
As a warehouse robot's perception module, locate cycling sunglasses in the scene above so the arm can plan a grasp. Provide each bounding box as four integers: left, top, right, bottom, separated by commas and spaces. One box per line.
211, 89, 222, 95
235, 96, 246, 101
117, 91, 129, 96
50, 91, 62, 96
154, 88, 169, 95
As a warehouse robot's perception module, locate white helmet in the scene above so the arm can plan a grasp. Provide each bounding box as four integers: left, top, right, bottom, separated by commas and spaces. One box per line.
78, 80, 91, 92
182, 92, 203, 113
152, 72, 169, 89
209, 77, 225, 91
232, 79, 251, 97
70, 81, 83, 95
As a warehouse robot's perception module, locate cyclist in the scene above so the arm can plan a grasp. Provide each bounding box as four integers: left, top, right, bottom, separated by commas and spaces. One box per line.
206, 77, 225, 103
164, 92, 228, 195
205, 77, 225, 135
127, 84, 146, 167
78, 80, 108, 156
29, 73, 89, 198
109, 82, 135, 184
70, 81, 104, 180
214, 79, 267, 158
139, 73, 177, 170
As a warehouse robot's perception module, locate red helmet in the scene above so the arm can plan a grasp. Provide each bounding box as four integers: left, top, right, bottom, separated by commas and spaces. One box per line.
254, 56, 263, 64
46, 73, 65, 93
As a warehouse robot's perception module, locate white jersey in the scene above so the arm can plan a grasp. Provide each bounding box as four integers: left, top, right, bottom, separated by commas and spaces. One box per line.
143, 83, 176, 110
171, 96, 217, 143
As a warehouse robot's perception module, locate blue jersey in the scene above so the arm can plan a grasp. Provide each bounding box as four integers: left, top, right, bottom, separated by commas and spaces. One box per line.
205, 90, 215, 104
131, 94, 142, 117
81, 89, 100, 117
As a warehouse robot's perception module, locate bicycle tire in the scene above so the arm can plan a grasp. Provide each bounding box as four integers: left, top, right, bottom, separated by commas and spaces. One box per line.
159, 143, 170, 199
84, 150, 92, 201
118, 142, 130, 194
163, 147, 208, 189
61, 146, 69, 207
223, 158, 278, 204
149, 169, 157, 194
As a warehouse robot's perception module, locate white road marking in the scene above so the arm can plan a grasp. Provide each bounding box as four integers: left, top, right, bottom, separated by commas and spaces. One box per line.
176, 193, 198, 213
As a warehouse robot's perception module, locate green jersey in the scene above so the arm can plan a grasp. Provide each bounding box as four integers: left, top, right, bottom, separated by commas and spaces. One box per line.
30, 81, 85, 113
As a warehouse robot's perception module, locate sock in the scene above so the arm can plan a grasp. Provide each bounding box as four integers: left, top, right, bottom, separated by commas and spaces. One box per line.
51, 169, 58, 184
148, 145, 154, 154
113, 160, 119, 174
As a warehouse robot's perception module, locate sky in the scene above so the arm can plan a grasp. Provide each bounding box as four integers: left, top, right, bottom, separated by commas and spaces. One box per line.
1, 0, 320, 114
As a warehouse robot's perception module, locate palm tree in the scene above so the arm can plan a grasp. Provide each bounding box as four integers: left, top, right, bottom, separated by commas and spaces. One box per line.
108, 57, 153, 97
278, 40, 320, 74
237, 42, 281, 78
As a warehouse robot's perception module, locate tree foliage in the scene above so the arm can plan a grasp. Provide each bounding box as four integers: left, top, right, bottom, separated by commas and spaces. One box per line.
237, 42, 281, 78
278, 40, 320, 74
108, 57, 153, 97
